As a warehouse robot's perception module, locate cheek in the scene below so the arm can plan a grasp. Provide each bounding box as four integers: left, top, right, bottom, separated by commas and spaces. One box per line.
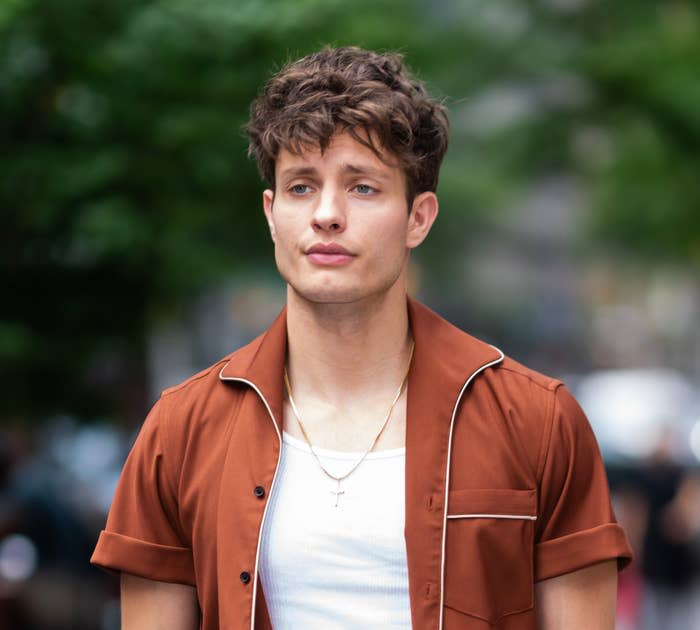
362, 218, 409, 273
271, 215, 303, 258
375, 212, 410, 249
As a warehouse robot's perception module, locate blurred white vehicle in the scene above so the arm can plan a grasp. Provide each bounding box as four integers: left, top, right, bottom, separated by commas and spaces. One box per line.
573, 368, 700, 465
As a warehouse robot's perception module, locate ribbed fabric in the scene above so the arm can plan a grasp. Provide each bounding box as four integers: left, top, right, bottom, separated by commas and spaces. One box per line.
259, 431, 411, 629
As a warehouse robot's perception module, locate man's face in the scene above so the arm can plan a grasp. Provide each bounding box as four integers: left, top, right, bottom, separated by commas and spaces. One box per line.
262, 131, 437, 305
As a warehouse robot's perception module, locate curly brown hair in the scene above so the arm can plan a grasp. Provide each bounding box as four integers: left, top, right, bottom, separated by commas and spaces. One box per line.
245, 46, 449, 203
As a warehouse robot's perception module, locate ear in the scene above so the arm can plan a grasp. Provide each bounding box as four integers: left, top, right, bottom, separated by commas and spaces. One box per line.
262, 189, 276, 242
406, 191, 439, 249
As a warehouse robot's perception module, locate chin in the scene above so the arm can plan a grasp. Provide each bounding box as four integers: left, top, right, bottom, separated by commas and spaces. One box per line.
288, 277, 405, 307
281, 265, 405, 307
291, 284, 369, 305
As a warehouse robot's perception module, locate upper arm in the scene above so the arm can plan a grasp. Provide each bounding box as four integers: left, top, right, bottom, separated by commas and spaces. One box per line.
533, 388, 628, 627
535, 560, 617, 630
121, 573, 200, 630
535, 385, 632, 580
91, 397, 196, 584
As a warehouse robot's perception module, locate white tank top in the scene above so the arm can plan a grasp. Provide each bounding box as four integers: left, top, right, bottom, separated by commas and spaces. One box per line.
259, 431, 412, 629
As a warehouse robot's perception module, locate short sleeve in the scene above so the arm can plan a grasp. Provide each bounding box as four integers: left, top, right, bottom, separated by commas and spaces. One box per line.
534, 384, 633, 581
90, 395, 195, 585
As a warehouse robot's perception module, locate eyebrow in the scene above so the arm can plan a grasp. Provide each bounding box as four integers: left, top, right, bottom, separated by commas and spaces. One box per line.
278, 166, 317, 180
340, 163, 391, 180
278, 163, 391, 181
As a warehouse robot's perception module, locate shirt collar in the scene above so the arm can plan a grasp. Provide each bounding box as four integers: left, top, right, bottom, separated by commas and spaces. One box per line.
218, 297, 502, 427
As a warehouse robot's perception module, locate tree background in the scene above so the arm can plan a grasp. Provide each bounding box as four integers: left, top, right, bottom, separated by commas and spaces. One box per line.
2, 0, 698, 423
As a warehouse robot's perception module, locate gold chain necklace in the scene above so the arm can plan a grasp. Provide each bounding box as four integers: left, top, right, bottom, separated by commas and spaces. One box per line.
283, 341, 414, 507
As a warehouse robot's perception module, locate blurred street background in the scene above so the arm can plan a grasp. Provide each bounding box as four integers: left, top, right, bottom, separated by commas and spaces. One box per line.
2, 1, 699, 628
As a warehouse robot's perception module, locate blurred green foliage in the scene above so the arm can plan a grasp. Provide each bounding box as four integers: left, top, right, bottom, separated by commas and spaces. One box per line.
578, 3, 700, 263
2, 0, 698, 421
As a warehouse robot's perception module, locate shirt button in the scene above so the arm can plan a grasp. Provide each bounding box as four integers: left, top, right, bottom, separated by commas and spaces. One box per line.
253, 485, 265, 498
240, 571, 251, 584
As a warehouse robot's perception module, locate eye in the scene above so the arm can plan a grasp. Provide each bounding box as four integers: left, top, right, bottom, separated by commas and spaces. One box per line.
290, 184, 311, 195
354, 184, 376, 195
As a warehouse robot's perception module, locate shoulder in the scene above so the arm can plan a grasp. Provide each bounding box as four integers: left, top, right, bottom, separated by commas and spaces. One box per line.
161, 356, 232, 399
455, 350, 585, 485
410, 299, 563, 403
487, 357, 593, 445
474, 352, 566, 418
496, 355, 561, 393
160, 330, 266, 402
151, 331, 267, 442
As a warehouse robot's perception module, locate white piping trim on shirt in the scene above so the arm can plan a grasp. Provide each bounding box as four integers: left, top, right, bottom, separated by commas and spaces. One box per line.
446, 513, 537, 521
438, 347, 505, 630
218, 370, 282, 630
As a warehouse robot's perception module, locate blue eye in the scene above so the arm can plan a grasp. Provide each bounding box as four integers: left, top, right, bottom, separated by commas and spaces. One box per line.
355, 184, 375, 195
290, 184, 311, 195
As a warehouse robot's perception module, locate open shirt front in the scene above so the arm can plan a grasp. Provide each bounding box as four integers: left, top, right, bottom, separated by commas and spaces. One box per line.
91, 299, 633, 629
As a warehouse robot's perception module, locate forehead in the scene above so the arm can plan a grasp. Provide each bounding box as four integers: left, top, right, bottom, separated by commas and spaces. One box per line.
275, 131, 402, 181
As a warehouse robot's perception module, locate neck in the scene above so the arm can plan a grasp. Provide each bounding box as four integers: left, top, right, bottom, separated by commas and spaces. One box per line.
285, 282, 412, 404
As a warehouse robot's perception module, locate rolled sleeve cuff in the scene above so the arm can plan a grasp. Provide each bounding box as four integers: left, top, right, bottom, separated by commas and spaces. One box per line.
90, 530, 195, 586
535, 523, 633, 582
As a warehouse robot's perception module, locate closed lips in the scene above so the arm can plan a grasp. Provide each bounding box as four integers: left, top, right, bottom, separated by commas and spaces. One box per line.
306, 244, 354, 255
305, 244, 356, 266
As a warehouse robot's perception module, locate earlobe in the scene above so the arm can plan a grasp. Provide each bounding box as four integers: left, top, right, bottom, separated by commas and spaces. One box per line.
407, 192, 439, 249
262, 189, 276, 241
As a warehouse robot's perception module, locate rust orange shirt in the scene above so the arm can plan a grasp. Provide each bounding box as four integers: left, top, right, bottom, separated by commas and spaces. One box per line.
91, 299, 632, 629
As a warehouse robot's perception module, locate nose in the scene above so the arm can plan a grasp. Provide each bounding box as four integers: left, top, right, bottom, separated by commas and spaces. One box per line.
311, 186, 346, 233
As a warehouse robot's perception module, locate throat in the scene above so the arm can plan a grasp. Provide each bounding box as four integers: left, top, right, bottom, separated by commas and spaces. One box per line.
285, 283, 412, 394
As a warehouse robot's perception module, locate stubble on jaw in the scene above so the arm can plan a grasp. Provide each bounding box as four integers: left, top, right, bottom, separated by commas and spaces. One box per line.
277, 245, 409, 307
281, 262, 410, 329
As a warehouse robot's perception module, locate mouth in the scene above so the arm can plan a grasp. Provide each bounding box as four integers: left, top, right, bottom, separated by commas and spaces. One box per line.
305, 243, 356, 266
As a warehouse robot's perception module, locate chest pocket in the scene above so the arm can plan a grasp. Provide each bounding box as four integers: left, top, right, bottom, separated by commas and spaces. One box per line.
444, 488, 536, 625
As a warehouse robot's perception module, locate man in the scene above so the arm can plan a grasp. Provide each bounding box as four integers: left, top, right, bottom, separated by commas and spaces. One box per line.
91, 46, 632, 629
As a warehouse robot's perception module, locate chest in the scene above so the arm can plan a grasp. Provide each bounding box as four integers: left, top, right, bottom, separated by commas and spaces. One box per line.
281, 394, 408, 451
258, 435, 411, 627
180, 386, 541, 630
